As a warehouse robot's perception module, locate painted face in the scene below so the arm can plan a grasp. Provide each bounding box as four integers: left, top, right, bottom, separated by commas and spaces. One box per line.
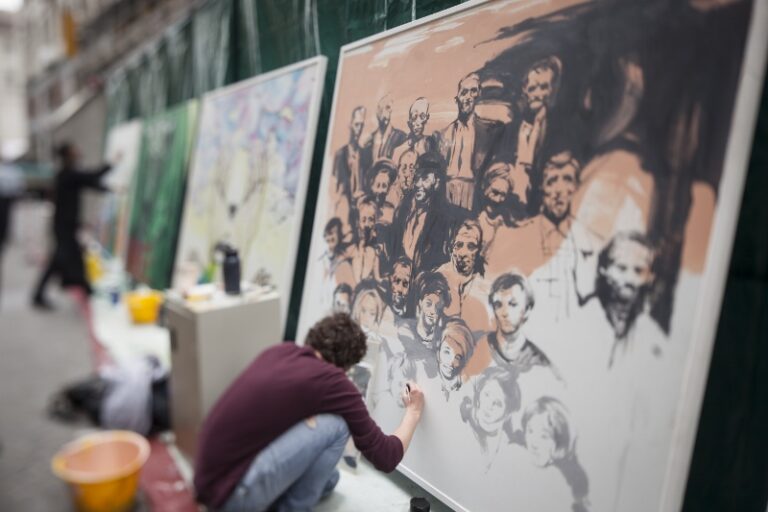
377, 97, 393, 129
397, 151, 417, 191
541, 164, 576, 221
523, 68, 555, 113
525, 414, 557, 467
491, 284, 528, 336
324, 229, 339, 254
451, 226, 481, 276
333, 292, 351, 314
438, 338, 464, 379
457, 76, 480, 117
357, 203, 377, 242
350, 109, 365, 143
372, 171, 392, 201
418, 292, 443, 329
408, 99, 430, 138
477, 379, 507, 431
390, 264, 412, 310
414, 171, 437, 203
357, 293, 379, 330
485, 176, 509, 207
602, 239, 654, 305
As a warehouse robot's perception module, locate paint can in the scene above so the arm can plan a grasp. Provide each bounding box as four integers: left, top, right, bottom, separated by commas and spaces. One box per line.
410, 497, 430, 512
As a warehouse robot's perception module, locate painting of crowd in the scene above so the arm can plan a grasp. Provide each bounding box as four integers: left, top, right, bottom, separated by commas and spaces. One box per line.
309, 1, 754, 510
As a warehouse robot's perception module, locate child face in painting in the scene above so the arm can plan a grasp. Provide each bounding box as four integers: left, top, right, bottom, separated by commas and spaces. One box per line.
357, 293, 379, 330
437, 338, 464, 379
525, 413, 557, 467
477, 379, 507, 432
418, 292, 443, 329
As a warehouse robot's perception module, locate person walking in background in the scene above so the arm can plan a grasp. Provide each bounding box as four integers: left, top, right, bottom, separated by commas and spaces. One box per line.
32, 142, 113, 310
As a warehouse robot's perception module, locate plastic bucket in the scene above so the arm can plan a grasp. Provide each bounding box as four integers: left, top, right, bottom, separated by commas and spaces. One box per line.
125, 290, 163, 324
51, 430, 151, 512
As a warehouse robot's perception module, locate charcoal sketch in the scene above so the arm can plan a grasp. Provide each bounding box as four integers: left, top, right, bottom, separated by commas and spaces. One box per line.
296, 1, 761, 510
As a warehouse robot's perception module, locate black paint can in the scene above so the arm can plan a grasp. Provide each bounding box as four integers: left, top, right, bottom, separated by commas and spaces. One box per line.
410, 497, 430, 512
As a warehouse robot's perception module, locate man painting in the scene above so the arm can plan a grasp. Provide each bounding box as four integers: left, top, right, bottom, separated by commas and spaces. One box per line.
503, 57, 562, 214
387, 149, 417, 211
583, 231, 665, 369
434, 73, 503, 212
347, 196, 380, 284
476, 162, 523, 261
397, 271, 451, 377
319, 218, 354, 308
332, 106, 372, 223
366, 94, 407, 161
390, 151, 458, 277
486, 152, 601, 325
436, 220, 491, 332
365, 159, 397, 225
392, 97, 435, 164
463, 272, 552, 380
384, 256, 413, 321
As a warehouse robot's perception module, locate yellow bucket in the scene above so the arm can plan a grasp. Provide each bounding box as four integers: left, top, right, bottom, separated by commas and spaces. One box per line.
51, 430, 151, 512
125, 290, 163, 324
85, 250, 104, 284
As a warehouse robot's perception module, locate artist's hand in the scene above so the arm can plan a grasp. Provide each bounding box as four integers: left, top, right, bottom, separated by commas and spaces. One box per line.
402, 382, 424, 417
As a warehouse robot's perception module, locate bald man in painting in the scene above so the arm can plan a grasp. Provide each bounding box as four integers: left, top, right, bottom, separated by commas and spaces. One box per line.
393, 97, 436, 164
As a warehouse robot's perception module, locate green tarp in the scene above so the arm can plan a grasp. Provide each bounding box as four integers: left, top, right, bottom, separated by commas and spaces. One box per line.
126, 100, 198, 290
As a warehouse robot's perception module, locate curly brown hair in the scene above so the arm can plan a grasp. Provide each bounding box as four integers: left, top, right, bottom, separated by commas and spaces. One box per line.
304, 313, 367, 370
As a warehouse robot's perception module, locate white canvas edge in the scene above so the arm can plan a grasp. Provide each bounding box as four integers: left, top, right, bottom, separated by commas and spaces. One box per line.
172, 56, 327, 336
660, 2, 768, 512
294, 1, 768, 511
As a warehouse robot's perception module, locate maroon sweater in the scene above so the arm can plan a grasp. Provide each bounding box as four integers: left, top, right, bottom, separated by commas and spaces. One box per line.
194, 342, 404, 507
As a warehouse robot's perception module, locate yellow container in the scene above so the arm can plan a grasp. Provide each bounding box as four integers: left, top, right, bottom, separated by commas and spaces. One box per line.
125, 290, 163, 324
51, 430, 151, 512
85, 250, 104, 284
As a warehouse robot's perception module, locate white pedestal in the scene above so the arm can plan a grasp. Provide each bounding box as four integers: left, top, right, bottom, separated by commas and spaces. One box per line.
165, 290, 281, 461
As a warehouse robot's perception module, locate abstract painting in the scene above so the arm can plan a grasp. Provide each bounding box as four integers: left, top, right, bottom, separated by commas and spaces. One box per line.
126, 100, 198, 290
173, 57, 326, 325
296, 1, 767, 511
93, 119, 143, 261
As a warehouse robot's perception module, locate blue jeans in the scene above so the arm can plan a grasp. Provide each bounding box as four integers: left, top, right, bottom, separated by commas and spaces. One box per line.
220, 414, 349, 512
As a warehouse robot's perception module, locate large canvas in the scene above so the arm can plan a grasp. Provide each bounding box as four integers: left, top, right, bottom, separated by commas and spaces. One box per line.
173, 57, 326, 324
93, 120, 143, 260
126, 101, 198, 290
296, 1, 767, 511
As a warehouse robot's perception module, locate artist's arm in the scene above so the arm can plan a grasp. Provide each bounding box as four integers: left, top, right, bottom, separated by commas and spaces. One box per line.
71, 164, 112, 191
392, 382, 424, 453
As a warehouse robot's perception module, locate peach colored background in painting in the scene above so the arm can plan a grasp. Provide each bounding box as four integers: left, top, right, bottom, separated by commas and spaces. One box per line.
326, 0, 585, 169
324, 0, 716, 275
